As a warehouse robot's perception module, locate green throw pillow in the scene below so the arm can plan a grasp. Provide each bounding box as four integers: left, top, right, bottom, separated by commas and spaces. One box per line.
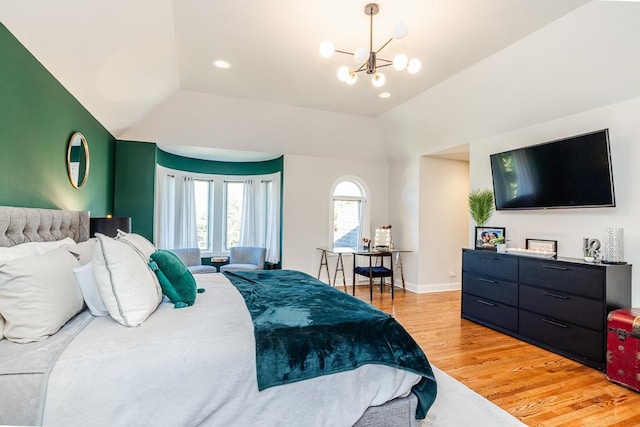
149, 250, 204, 309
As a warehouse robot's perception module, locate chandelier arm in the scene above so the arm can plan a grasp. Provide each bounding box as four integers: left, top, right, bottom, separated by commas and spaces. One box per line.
375, 37, 394, 55
354, 63, 367, 73
334, 49, 355, 56
369, 8, 374, 53
375, 63, 393, 69
376, 58, 392, 63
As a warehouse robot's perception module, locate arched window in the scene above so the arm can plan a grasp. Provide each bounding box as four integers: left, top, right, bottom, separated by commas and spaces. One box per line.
332, 179, 367, 250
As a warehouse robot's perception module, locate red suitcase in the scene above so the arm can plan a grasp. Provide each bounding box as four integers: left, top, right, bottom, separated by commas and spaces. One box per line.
606, 308, 640, 391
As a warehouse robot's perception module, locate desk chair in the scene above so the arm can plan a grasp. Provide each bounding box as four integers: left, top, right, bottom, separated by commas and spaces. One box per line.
353, 251, 394, 301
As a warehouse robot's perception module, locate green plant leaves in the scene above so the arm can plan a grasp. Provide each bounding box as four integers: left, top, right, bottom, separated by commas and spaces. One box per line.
469, 189, 494, 226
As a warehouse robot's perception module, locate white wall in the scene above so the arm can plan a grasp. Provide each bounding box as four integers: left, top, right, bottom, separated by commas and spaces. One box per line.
417, 157, 469, 292
470, 96, 640, 305
282, 154, 389, 282
388, 156, 469, 292
388, 158, 420, 287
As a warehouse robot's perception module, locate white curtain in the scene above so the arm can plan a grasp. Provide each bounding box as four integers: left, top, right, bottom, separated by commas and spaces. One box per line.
238, 174, 280, 264
155, 171, 198, 249
264, 174, 280, 264
155, 173, 175, 248
239, 179, 258, 246
175, 176, 198, 248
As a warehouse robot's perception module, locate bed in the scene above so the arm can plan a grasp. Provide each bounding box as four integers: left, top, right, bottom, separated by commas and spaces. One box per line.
0, 206, 437, 427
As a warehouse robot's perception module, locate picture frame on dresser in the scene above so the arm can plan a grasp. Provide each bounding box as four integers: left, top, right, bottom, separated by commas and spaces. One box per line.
526, 238, 557, 253
474, 227, 505, 250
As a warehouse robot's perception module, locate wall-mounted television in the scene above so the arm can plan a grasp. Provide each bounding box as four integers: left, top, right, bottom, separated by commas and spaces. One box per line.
490, 129, 615, 210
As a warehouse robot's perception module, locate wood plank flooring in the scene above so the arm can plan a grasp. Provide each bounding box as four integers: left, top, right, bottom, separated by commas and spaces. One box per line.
351, 286, 640, 426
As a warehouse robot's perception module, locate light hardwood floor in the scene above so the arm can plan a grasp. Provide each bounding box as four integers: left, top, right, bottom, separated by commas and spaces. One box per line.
350, 285, 640, 426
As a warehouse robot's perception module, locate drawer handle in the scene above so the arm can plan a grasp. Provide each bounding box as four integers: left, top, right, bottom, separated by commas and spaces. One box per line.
542, 291, 568, 300
478, 278, 497, 284
541, 265, 568, 271
477, 299, 496, 307
542, 318, 568, 328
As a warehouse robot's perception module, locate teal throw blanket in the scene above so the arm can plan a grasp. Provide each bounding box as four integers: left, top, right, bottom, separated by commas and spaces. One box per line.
224, 270, 437, 419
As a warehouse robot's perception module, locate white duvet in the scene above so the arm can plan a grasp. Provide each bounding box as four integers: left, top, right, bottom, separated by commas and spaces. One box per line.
43, 274, 422, 427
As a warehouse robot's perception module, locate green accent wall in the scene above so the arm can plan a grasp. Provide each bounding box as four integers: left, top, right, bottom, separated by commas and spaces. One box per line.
157, 150, 284, 175
114, 141, 157, 241
0, 23, 115, 214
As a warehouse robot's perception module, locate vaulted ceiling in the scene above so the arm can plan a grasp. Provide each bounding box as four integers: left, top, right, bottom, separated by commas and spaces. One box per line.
5, 1, 640, 162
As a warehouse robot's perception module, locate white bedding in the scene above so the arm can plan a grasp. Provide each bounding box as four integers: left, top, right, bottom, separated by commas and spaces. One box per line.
43, 273, 422, 427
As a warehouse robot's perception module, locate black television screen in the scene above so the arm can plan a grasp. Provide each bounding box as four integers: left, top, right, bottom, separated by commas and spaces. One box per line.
490, 129, 615, 210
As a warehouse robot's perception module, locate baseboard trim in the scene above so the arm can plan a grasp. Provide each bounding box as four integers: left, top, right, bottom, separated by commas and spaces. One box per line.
405, 281, 461, 294
348, 280, 461, 294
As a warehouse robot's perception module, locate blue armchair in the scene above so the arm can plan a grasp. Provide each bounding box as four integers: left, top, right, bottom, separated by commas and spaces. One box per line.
219, 246, 266, 272
168, 248, 218, 274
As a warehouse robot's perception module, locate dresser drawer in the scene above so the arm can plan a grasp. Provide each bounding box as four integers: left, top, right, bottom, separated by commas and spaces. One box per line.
519, 310, 603, 363
463, 272, 518, 306
462, 293, 518, 332
519, 285, 603, 331
463, 251, 518, 282
519, 258, 604, 299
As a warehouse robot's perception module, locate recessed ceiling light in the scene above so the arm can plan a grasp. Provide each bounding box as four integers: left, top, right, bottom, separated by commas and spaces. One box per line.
213, 60, 231, 69
379, 92, 391, 98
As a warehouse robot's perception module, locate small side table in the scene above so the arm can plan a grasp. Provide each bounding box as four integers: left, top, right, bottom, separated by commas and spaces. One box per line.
210, 257, 229, 272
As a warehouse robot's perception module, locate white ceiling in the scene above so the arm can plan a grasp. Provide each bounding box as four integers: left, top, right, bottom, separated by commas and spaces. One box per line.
0, 0, 590, 143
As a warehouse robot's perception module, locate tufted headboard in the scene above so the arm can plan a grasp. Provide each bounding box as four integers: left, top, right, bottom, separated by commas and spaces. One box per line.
0, 206, 90, 247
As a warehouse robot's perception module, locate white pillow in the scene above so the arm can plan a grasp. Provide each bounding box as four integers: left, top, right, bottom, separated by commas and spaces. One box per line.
115, 230, 157, 260
67, 238, 97, 265
93, 234, 162, 327
0, 237, 76, 263
73, 262, 108, 316
0, 248, 84, 343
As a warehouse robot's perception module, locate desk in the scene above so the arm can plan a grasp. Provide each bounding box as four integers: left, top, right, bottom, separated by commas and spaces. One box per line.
352, 249, 411, 300
316, 247, 354, 290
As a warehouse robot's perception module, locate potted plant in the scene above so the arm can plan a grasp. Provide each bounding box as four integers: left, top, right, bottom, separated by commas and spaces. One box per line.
468, 189, 495, 226
492, 236, 507, 253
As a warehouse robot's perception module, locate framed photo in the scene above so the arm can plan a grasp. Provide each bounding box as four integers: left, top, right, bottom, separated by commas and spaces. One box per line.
475, 227, 506, 250
526, 239, 557, 253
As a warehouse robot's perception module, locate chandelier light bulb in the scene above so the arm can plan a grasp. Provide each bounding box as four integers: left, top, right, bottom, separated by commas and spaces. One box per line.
345, 71, 358, 85
323, 4, 417, 91
354, 47, 369, 64
371, 72, 386, 88
392, 54, 409, 71
337, 66, 350, 82
407, 58, 421, 74
392, 22, 408, 40
319, 41, 335, 58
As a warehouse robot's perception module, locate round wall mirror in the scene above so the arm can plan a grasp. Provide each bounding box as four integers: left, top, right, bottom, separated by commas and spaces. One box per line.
67, 132, 90, 189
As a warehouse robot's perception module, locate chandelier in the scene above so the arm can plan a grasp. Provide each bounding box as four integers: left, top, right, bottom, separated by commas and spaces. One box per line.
319, 3, 421, 88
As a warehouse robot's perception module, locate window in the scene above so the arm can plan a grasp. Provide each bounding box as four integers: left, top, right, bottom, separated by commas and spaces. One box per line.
155, 166, 281, 262
332, 180, 366, 250
224, 181, 244, 249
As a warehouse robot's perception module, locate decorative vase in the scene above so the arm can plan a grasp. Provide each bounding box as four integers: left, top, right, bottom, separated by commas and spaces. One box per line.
603, 227, 625, 264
